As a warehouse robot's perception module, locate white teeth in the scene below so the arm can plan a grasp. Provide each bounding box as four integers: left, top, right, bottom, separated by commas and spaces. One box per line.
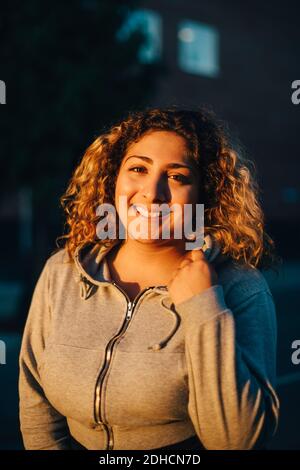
131, 204, 169, 218
136, 205, 150, 217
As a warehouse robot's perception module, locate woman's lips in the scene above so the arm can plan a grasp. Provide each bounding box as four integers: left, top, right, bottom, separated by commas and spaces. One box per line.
129, 203, 170, 219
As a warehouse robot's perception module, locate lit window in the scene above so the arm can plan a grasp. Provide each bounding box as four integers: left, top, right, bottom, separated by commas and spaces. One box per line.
117, 9, 162, 63
178, 20, 219, 77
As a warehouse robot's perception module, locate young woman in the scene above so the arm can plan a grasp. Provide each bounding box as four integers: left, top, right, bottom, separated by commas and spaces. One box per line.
19, 107, 280, 450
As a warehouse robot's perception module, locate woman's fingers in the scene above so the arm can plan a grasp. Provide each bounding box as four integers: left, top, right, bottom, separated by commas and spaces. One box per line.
170, 249, 207, 282
185, 248, 206, 262
179, 258, 192, 269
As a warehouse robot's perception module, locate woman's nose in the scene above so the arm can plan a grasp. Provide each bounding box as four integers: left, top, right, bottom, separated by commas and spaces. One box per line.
141, 177, 170, 203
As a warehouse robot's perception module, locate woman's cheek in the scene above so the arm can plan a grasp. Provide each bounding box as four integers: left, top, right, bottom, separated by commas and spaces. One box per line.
117, 173, 135, 193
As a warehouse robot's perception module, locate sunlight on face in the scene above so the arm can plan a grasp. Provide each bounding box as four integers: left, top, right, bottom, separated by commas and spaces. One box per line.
115, 131, 200, 244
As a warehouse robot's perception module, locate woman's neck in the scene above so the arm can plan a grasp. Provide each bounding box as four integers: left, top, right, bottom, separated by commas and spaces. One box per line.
108, 237, 186, 283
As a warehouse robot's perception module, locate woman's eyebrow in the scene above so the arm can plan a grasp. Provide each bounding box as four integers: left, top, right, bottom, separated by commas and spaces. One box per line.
124, 155, 194, 171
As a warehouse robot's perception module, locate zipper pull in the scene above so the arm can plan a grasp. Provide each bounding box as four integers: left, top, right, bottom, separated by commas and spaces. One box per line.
126, 301, 133, 320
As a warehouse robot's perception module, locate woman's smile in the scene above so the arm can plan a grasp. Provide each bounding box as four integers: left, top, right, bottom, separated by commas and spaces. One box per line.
129, 203, 171, 219
115, 130, 199, 243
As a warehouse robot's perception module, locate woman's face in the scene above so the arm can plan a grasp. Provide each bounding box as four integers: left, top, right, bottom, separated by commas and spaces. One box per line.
115, 130, 200, 244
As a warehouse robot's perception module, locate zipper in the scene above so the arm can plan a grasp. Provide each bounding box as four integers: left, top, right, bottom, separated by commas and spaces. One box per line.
94, 282, 154, 450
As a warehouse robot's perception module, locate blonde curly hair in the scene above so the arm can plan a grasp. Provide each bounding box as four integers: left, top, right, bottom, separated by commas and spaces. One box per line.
57, 107, 279, 270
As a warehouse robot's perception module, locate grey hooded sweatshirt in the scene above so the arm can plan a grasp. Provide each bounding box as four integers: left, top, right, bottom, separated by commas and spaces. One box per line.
18, 234, 280, 450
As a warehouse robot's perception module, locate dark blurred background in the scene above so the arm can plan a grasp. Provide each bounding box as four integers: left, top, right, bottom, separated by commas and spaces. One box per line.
0, 0, 300, 450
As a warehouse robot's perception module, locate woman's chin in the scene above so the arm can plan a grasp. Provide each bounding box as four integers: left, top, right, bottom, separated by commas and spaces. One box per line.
126, 229, 182, 246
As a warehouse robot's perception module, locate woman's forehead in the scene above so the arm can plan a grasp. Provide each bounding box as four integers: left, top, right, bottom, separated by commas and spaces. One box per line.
123, 130, 190, 163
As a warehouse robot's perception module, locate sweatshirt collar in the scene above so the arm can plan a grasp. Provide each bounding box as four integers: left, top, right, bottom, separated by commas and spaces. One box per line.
73, 233, 226, 292
73, 234, 227, 349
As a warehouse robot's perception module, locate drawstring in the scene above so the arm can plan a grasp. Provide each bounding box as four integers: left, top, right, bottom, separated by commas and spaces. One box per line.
76, 272, 179, 349
145, 233, 219, 351
147, 294, 181, 351
78, 274, 95, 300
75, 234, 220, 340
79, 276, 88, 300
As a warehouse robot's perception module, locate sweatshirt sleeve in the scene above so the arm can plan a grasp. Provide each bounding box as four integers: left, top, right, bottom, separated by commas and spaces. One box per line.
18, 259, 71, 450
175, 283, 280, 450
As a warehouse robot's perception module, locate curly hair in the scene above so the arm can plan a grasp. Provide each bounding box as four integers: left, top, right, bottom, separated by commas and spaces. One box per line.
56, 106, 279, 270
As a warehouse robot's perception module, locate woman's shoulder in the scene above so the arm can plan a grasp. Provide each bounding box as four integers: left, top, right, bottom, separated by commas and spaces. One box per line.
46, 247, 73, 267
43, 247, 76, 280
217, 258, 273, 304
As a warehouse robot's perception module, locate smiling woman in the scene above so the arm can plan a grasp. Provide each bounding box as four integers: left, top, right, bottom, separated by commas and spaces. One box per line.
114, 131, 201, 251
19, 107, 280, 450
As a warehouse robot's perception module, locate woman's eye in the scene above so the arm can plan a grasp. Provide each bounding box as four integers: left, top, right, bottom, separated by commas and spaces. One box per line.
129, 166, 147, 173
169, 174, 189, 183
128, 167, 189, 183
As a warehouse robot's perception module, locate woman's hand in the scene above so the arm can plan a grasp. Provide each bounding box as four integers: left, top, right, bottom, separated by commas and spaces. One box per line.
167, 249, 218, 306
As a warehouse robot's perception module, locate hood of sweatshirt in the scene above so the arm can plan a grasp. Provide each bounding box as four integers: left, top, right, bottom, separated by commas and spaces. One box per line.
73, 234, 227, 351
73, 233, 225, 298
19, 231, 278, 450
